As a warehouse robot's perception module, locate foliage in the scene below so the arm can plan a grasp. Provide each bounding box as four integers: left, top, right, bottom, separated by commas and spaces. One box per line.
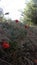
0, 19, 37, 65
22, 0, 37, 25
0, 7, 37, 65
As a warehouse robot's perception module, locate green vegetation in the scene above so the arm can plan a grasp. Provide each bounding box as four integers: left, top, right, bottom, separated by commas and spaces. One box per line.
0, 4, 37, 65
22, 0, 37, 25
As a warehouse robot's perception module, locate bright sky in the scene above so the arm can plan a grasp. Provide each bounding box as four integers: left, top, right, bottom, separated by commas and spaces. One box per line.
0, 0, 29, 20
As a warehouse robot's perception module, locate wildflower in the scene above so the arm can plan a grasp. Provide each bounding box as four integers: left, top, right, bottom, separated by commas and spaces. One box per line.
2, 41, 10, 49
24, 25, 28, 29
15, 19, 19, 23
34, 60, 37, 63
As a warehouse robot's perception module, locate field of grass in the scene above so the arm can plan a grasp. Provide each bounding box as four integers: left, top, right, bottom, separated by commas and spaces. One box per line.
0, 21, 37, 65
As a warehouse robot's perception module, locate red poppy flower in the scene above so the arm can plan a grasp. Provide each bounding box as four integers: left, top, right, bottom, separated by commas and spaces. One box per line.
24, 25, 28, 29
34, 60, 37, 63
2, 41, 10, 49
15, 19, 19, 23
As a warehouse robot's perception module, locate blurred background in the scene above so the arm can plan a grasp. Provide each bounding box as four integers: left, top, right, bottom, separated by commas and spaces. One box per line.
0, 0, 37, 25
0, 0, 29, 21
